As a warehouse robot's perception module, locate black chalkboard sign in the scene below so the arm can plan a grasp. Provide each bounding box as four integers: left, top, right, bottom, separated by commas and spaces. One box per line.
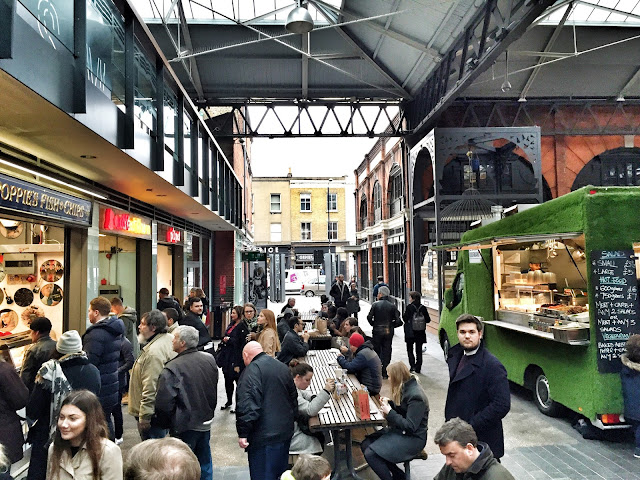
591, 250, 640, 373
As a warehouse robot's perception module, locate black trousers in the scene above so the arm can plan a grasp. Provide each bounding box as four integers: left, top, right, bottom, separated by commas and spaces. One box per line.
223, 368, 240, 406
405, 339, 424, 372
371, 333, 393, 375
361, 436, 405, 480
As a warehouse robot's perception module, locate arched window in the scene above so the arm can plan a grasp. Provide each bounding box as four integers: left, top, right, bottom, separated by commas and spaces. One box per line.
373, 181, 382, 223
388, 164, 403, 217
359, 195, 368, 230
572, 147, 640, 190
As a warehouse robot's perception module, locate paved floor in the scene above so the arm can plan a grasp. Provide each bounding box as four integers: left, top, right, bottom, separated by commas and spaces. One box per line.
23, 295, 636, 480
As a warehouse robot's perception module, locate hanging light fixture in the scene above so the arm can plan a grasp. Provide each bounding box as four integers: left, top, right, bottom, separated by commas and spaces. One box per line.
501, 50, 512, 93
286, 1, 314, 34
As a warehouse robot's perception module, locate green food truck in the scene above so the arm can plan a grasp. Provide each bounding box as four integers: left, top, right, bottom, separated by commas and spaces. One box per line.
437, 186, 640, 429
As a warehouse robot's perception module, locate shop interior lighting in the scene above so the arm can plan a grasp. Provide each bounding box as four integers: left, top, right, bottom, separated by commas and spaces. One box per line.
0, 159, 108, 200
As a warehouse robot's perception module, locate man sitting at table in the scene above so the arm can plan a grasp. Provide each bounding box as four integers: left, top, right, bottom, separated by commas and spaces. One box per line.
337, 333, 382, 396
278, 317, 310, 365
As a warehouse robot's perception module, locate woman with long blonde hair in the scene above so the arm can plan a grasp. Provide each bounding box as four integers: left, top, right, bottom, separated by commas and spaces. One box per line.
255, 309, 280, 357
360, 362, 429, 480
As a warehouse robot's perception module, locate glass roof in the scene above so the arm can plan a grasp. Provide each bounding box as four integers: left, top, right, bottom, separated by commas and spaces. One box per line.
538, 0, 640, 26
130, 0, 343, 24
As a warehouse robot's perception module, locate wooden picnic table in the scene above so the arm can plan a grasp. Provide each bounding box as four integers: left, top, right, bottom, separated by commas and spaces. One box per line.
303, 349, 385, 480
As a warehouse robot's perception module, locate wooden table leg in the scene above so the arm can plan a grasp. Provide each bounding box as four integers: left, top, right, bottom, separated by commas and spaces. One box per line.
330, 429, 365, 480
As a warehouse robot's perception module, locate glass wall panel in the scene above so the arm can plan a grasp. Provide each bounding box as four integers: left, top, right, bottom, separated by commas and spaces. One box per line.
183, 110, 192, 168
134, 38, 156, 131
164, 88, 178, 155
86, 0, 125, 105
20, 0, 74, 52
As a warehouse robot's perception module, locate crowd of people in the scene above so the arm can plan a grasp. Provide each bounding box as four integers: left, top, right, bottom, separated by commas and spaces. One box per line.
0, 277, 638, 480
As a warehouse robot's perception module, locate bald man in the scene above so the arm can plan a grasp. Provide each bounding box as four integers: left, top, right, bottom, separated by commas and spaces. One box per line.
236, 341, 298, 480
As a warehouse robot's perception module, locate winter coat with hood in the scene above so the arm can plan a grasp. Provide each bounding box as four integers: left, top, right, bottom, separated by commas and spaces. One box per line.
337, 340, 382, 395
82, 316, 124, 410
117, 306, 139, 358
621, 353, 640, 421
0, 357, 29, 463
366, 376, 428, 463
433, 443, 515, 480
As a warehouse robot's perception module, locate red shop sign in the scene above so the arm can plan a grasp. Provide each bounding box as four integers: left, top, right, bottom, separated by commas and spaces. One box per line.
166, 227, 181, 243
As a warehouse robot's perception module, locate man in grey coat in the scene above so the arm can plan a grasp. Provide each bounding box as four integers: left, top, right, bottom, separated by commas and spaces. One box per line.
155, 325, 218, 480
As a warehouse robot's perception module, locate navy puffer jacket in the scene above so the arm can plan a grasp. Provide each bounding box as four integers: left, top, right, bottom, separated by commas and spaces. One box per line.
337, 341, 383, 395
83, 316, 125, 409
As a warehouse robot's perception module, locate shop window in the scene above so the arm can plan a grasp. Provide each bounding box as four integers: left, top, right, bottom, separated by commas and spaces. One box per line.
360, 251, 370, 301
359, 195, 368, 230
300, 193, 311, 212
388, 242, 405, 299
327, 193, 338, 211
270, 223, 281, 242
328, 222, 337, 240
270, 194, 281, 213
373, 182, 382, 223
372, 247, 384, 285
301, 222, 311, 240
572, 148, 640, 190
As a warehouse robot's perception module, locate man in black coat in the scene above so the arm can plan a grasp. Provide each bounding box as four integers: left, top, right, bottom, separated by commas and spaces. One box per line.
444, 314, 511, 459
83, 296, 124, 439
277, 316, 310, 365
155, 325, 218, 480
367, 286, 400, 378
181, 297, 212, 348
157, 287, 182, 312
20, 317, 57, 392
330, 274, 350, 309
236, 341, 297, 480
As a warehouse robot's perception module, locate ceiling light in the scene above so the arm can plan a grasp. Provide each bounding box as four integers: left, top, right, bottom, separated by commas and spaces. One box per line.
80, 155, 96, 159
286, 2, 314, 34
501, 50, 512, 93
0, 159, 108, 200
616, 95, 625, 102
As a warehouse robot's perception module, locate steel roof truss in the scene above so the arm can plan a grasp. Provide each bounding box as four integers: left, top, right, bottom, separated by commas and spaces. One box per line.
177, 0, 205, 101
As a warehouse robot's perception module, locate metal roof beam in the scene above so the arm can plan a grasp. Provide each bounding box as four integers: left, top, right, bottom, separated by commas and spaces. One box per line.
302, 33, 309, 99
177, 0, 205, 101
311, 1, 411, 99
618, 66, 640, 99
519, 3, 572, 101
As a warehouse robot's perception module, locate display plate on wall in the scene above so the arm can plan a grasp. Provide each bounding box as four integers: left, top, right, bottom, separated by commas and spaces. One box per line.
40, 284, 63, 306
0, 309, 18, 332
40, 260, 63, 282
22, 305, 45, 327
14, 288, 34, 307
0, 261, 5, 283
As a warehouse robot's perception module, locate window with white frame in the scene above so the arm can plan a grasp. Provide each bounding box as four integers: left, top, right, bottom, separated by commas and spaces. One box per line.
328, 221, 338, 240
301, 222, 311, 240
300, 193, 311, 211
270, 193, 281, 212
373, 181, 382, 223
270, 223, 281, 242
327, 192, 337, 211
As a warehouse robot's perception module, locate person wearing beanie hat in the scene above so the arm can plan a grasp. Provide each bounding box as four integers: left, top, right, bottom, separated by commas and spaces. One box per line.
349, 332, 365, 349
337, 331, 383, 396
25, 330, 101, 480
20, 317, 56, 393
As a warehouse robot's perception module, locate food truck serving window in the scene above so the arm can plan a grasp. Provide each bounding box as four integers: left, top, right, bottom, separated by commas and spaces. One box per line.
447, 272, 464, 310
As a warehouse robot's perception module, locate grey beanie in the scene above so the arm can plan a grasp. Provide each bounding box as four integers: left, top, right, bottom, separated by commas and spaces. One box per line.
56, 330, 83, 354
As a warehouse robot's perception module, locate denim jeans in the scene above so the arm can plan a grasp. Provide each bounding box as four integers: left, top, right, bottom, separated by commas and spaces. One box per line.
175, 430, 213, 480
247, 440, 290, 480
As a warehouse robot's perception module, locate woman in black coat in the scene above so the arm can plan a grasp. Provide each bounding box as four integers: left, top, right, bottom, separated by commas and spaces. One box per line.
218, 305, 249, 412
0, 356, 29, 465
403, 291, 430, 374
361, 362, 429, 480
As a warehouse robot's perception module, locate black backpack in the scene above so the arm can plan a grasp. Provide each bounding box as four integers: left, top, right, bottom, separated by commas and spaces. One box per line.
412, 305, 427, 331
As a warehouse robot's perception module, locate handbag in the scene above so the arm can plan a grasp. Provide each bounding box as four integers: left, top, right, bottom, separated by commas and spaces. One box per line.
213, 342, 225, 361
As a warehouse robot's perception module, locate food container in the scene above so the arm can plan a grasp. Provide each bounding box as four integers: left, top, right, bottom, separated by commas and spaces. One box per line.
551, 326, 590, 343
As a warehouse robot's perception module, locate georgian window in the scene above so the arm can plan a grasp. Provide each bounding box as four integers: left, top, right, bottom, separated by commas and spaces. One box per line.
301, 222, 311, 240
328, 221, 338, 240
270, 194, 281, 213
389, 165, 403, 217
300, 193, 311, 212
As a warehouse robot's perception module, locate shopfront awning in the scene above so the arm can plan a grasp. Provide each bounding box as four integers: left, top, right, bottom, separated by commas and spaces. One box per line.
432, 232, 583, 252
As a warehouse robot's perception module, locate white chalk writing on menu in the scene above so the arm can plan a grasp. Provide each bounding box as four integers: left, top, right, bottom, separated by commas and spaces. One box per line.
591, 250, 640, 373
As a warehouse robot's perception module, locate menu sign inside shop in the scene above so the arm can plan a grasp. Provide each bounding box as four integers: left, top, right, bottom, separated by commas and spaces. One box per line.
0, 173, 92, 226
157, 224, 183, 244
590, 249, 640, 373
100, 207, 151, 239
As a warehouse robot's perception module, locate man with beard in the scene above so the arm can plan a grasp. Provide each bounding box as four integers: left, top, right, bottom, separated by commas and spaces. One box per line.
444, 314, 511, 459
129, 309, 176, 440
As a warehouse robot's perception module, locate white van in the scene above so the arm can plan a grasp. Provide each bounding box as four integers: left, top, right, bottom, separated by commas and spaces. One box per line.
285, 269, 321, 294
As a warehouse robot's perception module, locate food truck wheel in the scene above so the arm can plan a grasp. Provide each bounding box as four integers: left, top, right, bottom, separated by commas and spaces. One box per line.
440, 332, 451, 361
534, 371, 562, 417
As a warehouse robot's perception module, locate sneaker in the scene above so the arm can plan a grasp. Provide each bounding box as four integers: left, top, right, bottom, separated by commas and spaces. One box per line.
115, 437, 123, 446
634, 447, 640, 458
422, 344, 427, 353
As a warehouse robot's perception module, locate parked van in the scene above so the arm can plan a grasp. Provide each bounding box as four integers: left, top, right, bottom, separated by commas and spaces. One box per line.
285, 269, 321, 294
437, 186, 640, 430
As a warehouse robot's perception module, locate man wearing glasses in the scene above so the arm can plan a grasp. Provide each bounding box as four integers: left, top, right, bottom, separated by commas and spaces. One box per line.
277, 317, 310, 364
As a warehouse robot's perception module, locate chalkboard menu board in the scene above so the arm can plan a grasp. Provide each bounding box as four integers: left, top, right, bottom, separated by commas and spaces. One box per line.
591, 250, 640, 373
